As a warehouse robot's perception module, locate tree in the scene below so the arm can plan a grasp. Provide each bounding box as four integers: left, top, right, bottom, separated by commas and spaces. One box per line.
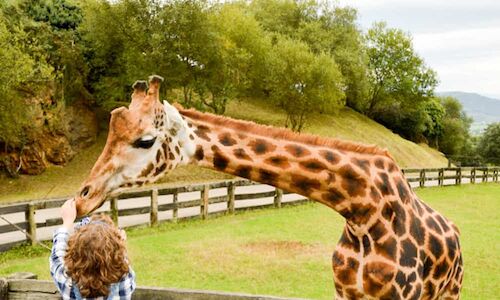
298, 5, 370, 111
422, 97, 445, 147
250, 0, 370, 110
0, 4, 54, 151
478, 122, 500, 165
267, 37, 344, 131
210, 3, 273, 98
365, 22, 437, 117
79, 0, 159, 110
20, 0, 88, 104
437, 96, 472, 157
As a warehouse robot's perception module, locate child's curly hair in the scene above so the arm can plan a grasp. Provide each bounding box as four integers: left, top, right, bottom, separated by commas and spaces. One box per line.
64, 214, 129, 297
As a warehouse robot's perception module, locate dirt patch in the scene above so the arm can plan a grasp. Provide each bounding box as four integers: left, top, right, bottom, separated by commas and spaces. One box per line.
188, 239, 331, 265
242, 240, 332, 258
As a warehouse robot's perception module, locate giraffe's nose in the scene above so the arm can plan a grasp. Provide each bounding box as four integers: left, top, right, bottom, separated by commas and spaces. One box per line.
80, 185, 91, 199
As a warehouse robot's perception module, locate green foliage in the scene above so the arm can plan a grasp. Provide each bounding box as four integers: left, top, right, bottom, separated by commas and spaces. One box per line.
366, 22, 438, 114
0, 5, 53, 149
20, 0, 88, 104
437, 96, 473, 157
210, 3, 273, 98
0, 0, 476, 163
250, 0, 369, 111
267, 37, 344, 131
429, 96, 483, 166
422, 98, 445, 147
298, 5, 370, 111
478, 122, 500, 165
78, 0, 157, 109
365, 22, 439, 141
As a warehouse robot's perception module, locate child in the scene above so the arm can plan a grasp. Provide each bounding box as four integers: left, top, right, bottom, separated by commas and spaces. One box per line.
50, 199, 136, 299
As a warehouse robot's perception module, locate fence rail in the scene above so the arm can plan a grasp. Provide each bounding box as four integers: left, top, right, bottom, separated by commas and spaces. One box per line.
0, 166, 498, 252
0, 272, 299, 300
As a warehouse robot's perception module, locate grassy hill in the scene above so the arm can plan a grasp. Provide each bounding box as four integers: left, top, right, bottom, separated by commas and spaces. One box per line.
0, 99, 447, 204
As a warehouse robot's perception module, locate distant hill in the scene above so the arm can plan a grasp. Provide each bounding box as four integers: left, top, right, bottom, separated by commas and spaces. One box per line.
438, 91, 500, 134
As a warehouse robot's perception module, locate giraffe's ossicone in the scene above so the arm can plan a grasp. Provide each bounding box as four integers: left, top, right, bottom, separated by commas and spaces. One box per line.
75, 75, 463, 300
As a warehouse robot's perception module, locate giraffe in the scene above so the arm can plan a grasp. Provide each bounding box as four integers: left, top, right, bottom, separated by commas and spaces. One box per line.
75, 76, 463, 300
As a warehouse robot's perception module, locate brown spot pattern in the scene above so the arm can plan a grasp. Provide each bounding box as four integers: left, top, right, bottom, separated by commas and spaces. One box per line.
338, 165, 367, 197
285, 144, 311, 157
233, 148, 253, 161
218, 132, 237, 146
299, 159, 327, 172
290, 174, 321, 194
265, 156, 291, 169
320, 150, 340, 164
194, 125, 211, 141
248, 139, 276, 155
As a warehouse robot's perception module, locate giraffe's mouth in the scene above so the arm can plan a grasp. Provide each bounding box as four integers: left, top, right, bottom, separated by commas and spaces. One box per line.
75, 192, 107, 217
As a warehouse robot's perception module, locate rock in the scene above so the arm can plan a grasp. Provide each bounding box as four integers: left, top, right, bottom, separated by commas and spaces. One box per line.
65, 104, 98, 150
38, 132, 75, 165
1, 87, 99, 176
19, 144, 48, 175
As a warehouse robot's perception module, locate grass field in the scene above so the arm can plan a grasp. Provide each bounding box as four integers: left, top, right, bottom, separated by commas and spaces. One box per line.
0, 183, 498, 299
0, 99, 447, 204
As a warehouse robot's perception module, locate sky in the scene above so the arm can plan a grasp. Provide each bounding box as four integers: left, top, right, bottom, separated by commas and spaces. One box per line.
337, 0, 500, 99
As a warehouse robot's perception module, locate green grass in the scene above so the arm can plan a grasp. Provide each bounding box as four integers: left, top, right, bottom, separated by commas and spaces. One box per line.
226, 99, 447, 168
0, 98, 447, 204
1, 183, 498, 299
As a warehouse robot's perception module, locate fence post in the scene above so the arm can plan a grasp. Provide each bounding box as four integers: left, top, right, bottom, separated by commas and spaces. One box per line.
456, 168, 462, 185
150, 188, 158, 227
471, 168, 476, 184
438, 168, 444, 186
25, 203, 37, 245
494, 169, 499, 182
0, 277, 7, 300
201, 185, 209, 220
110, 197, 118, 225
274, 188, 283, 208
172, 191, 178, 222
227, 182, 235, 214
420, 169, 426, 188
483, 168, 488, 183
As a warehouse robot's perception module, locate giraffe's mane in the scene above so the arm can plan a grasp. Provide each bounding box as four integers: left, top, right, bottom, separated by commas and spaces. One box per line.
177, 106, 393, 158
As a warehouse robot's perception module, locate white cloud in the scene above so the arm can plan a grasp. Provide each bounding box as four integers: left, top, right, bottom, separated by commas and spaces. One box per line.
337, 0, 500, 95
413, 26, 500, 95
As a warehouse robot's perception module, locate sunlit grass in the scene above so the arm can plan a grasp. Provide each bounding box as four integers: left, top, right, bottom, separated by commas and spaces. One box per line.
1, 183, 498, 299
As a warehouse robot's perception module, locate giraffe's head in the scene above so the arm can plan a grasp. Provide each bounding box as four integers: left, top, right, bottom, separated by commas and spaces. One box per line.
75, 75, 196, 216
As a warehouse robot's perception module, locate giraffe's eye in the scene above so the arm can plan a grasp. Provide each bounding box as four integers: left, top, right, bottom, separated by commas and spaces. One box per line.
132, 135, 157, 149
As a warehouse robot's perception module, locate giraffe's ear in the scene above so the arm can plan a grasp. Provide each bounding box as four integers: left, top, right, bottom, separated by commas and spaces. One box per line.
163, 100, 183, 127
129, 75, 164, 112
147, 75, 164, 102
129, 80, 147, 110
109, 107, 133, 135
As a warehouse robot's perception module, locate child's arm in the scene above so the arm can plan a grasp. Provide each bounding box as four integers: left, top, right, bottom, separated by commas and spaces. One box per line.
49, 199, 77, 296
49, 226, 71, 293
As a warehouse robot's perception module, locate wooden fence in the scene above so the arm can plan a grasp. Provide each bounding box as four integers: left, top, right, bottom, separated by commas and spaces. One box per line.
402, 166, 499, 187
0, 166, 498, 252
0, 272, 300, 300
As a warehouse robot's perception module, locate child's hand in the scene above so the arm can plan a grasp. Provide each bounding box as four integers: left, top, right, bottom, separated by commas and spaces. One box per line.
61, 198, 77, 230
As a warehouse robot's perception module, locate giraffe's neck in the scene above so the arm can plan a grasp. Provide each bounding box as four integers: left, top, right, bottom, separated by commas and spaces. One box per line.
174, 109, 415, 232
